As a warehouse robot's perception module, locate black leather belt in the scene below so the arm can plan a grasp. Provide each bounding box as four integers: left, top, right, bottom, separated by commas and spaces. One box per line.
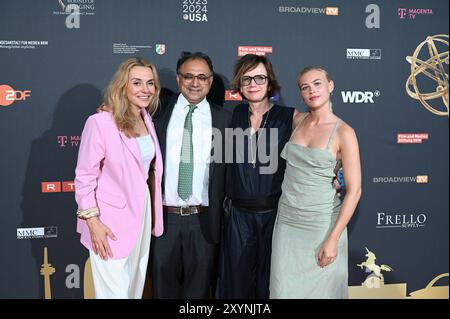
163, 205, 208, 216
231, 194, 281, 211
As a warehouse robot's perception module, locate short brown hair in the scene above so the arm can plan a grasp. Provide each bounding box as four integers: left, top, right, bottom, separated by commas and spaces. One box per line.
231, 54, 280, 98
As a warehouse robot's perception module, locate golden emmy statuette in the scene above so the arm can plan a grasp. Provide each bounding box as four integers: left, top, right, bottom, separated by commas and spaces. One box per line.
40, 247, 56, 299
406, 34, 449, 117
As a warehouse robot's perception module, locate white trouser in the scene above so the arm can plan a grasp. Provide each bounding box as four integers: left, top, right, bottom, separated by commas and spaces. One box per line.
89, 190, 152, 299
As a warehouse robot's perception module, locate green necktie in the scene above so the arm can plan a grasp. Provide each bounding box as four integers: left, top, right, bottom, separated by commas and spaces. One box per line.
178, 104, 197, 201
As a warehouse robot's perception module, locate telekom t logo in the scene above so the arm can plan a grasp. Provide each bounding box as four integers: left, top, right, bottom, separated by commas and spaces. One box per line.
398, 8, 407, 19
0, 84, 31, 107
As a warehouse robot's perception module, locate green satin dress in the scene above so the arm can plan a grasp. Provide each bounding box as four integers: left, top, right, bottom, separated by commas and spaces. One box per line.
270, 113, 348, 299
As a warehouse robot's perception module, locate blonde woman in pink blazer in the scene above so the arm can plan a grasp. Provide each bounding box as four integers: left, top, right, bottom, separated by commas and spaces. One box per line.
75, 57, 164, 298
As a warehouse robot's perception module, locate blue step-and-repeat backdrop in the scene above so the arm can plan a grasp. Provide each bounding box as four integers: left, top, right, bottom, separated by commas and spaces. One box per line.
0, 0, 448, 299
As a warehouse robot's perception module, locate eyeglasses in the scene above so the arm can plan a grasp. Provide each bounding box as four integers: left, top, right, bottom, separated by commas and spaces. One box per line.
240, 75, 268, 86
178, 73, 212, 84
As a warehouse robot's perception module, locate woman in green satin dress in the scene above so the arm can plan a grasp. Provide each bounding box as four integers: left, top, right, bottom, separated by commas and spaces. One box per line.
270, 66, 362, 299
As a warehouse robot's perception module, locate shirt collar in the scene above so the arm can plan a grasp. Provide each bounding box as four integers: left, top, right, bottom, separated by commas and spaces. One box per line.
176, 93, 209, 111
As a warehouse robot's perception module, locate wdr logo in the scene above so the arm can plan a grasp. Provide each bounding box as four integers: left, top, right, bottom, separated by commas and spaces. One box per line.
0, 84, 31, 107
341, 90, 380, 104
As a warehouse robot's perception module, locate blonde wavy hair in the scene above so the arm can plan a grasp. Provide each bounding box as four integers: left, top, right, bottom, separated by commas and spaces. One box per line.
104, 57, 160, 137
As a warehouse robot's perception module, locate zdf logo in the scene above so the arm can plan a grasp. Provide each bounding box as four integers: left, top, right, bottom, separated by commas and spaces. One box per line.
0, 84, 31, 107
341, 90, 380, 104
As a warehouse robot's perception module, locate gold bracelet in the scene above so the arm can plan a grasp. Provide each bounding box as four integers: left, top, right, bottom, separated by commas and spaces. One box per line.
76, 207, 100, 220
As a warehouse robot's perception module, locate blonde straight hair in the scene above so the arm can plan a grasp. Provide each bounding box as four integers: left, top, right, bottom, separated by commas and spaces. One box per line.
298, 66, 333, 112
104, 57, 160, 137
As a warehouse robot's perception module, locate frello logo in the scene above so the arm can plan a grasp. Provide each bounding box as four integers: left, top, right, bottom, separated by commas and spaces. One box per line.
405, 34, 448, 116
357, 247, 393, 288
341, 90, 380, 103
365, 4, 380, 29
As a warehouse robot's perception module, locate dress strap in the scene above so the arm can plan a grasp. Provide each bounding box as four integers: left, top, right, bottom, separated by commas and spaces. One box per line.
290, 112, 309, 141
326, 118, 342, 150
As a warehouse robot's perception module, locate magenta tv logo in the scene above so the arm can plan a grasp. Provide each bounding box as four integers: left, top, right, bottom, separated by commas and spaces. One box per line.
398, 8, 433, 19
58, 135, 80, 148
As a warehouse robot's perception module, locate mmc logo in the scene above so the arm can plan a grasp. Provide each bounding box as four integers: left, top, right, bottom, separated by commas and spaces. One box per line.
0, 84, 31, 107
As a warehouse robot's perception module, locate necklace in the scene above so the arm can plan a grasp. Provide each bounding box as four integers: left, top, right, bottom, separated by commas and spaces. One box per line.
248, 103, 273, 168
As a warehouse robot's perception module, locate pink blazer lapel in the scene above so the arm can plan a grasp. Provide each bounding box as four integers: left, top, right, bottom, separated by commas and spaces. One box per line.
142, 110, 163, 178
119, 130, 146, 177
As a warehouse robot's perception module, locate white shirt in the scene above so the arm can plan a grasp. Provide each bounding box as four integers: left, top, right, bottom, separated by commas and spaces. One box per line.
163, 94, 212, 206
136, 135, 155, 174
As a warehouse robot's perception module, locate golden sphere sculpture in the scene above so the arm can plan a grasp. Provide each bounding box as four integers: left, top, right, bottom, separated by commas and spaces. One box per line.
406, 34, 448, 117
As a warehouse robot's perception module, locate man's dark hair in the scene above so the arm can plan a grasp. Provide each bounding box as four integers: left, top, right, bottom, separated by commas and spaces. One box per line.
176, 51, 214, 74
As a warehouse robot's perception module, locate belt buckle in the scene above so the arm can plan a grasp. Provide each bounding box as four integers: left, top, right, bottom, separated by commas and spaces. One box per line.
180, 206, 191, 216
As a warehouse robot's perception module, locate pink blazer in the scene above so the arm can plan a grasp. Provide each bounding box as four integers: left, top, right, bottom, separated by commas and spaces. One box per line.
75, 110, 163, 259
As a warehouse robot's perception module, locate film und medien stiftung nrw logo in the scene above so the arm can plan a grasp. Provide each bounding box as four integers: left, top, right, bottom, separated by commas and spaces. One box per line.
347, 48, 381, 60
17, 227, 58, 239
182, 0, 208, 22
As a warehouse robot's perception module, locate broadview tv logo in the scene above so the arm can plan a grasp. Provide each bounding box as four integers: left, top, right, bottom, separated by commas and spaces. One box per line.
325, 7, 339, 16
279, 6, 339, 16
373, 175, 428, 184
